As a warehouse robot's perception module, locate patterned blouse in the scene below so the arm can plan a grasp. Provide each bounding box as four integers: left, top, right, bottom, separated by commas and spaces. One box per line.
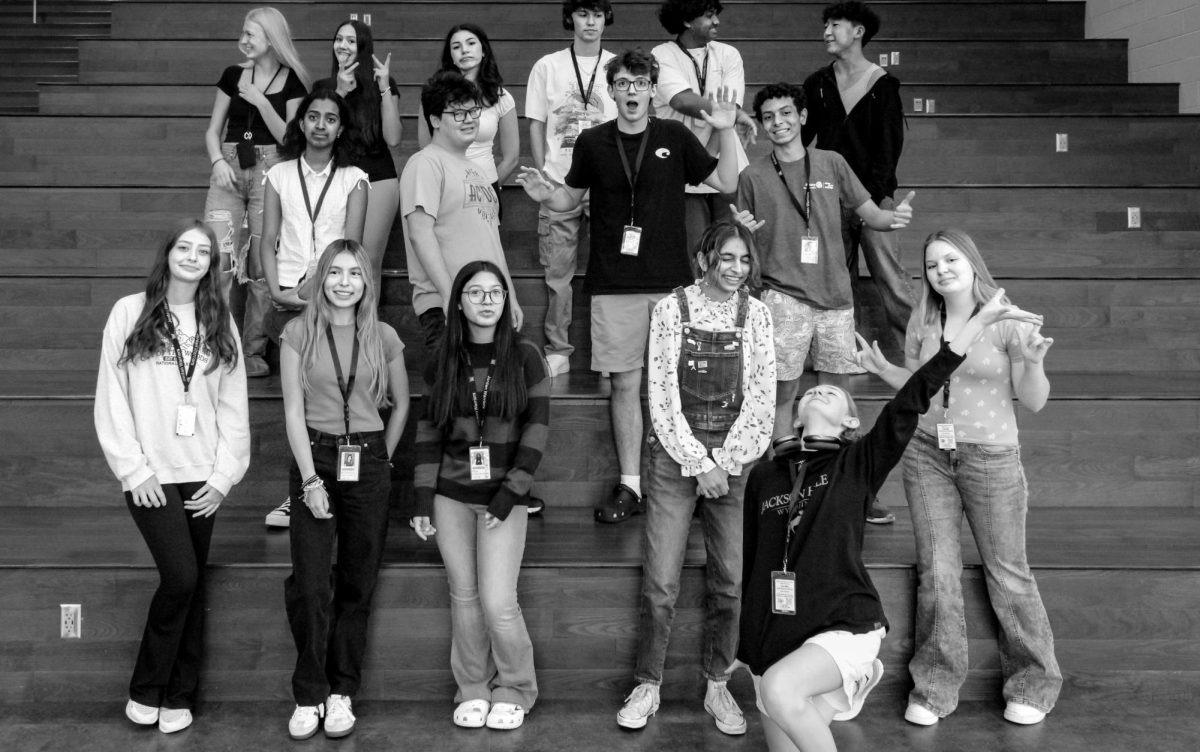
648, 283, 777, 476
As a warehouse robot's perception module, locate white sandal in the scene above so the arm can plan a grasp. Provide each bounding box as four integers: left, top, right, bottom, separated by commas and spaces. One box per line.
485, 702, 526, 730
453, 699, 489, 728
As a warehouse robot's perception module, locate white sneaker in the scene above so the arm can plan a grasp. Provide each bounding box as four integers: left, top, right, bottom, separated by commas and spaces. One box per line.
546, 353, 571, 377
833, 659, 883, 721
616, 682, 660, 729
125, 699, 158, 726
288, 703, 323, 740
324, 694, 355, 738
704, 679, 747, 735
265, 497, 291, 528
1004, 701, 1046, 725
158, 708, 192, 733
905, 702, 940, 726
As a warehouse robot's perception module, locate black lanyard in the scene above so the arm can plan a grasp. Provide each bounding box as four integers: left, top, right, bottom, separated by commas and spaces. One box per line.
569, 44, 601, 109
780, 459, 809, 572
465, 355, 497, 447
938, 302, 980, 411
674, 39, 709, 96
325, 324, 360, 436
614, 122, 652, 225
298, 157, 337, 262
244, 65, 283, 140
771, 150, 812, 227
162, 301, 201, 397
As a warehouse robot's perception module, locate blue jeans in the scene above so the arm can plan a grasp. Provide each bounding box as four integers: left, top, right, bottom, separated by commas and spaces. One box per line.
903, 430, 1062, 716
841, 195, 914, 355
434, 496, 537, 709
635, 429, 747, 684
285, 430, 392, 706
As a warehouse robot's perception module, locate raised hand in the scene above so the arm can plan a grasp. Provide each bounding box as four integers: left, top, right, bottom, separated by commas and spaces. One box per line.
337, 60, 359, 95
728, 203, 766, 233
890, 190, 916, 229
1019, 325, 1054, 364
975, 288, 1044, 328
699, 85, 739, 131
853, 332, 893, 375
372, 54, 391, 89
515, 166, 557, 203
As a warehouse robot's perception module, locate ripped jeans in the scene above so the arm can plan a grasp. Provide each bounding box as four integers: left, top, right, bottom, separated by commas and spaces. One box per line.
204, 143, 280, 359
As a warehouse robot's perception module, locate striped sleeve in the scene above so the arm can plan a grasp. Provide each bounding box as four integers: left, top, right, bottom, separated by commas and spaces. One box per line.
413, 397, 443, 518
487, 341, 550, 520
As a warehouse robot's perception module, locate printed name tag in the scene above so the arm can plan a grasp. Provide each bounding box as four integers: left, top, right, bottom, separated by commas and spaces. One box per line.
469, 445, 492, 480
620, 225, 642, 256
801, 236, 819, 264
337, 444, 361, 482
175, 404, 197, 437
936, 422, 958, 451
771, 570, 797, 615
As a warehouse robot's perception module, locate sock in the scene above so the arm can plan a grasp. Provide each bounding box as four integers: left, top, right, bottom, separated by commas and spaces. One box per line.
620, 474, 641, 497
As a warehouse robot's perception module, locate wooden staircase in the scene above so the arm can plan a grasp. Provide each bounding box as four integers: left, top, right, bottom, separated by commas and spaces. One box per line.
2, 0, 1199, 729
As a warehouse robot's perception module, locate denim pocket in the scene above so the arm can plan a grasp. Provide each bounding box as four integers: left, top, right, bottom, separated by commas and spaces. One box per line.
977, 443, 1019, 457
365, 439, 391, 463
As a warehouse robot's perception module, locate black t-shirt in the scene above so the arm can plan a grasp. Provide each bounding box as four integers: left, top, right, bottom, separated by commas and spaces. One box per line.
565, 118, 717, 295
313, 76, 400, 182
217, 65, 307, 145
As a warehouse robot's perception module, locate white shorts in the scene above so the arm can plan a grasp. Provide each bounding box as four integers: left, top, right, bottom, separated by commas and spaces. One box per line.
752, 627, 885, 719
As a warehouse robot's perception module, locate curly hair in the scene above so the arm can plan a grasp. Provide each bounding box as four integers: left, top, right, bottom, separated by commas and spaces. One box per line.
420, 70, 482, 137
605, 48, 660, 85
752, 82, 807, 121
657, 0, 722, 35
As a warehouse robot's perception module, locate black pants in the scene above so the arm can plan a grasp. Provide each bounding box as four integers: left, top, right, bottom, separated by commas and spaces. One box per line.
125, 480, 213, 710
285, 431, 392, 705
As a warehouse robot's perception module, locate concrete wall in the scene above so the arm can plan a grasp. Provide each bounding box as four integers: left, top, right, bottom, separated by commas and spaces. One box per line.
1070, 0, 1200, 113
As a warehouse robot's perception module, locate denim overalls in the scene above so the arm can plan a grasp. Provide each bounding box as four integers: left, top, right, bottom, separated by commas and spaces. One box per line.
675, 285, 749, 432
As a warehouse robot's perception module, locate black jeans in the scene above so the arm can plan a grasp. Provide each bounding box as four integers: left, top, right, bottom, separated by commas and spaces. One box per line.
285, 430, 392, 705
125, 480, 213, 710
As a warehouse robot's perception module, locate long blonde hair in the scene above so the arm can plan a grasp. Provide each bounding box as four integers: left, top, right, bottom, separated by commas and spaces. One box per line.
918, 228, 1009, 329
296, 240, 391, 407
243, 7, 312, 90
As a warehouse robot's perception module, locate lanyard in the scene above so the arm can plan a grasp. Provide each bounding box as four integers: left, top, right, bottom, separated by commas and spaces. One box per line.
569, 44, 602, 110
465, 355, 497, 447
770, 150, 812, 227
614, 122, 652, 225
938, 302, 980, 414
244, 65, 283, 140
162, 302, 201, 397
298, 157, 337, 263
674, 39, 709, 96
325, 324, 360, 436
780, 459, 809, 573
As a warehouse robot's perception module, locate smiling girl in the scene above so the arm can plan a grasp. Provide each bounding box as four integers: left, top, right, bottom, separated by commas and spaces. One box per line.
95, 220, 250, 734
280, 240, 409, 740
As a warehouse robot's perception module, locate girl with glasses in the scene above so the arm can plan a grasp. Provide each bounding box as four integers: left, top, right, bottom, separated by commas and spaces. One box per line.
418, 23, 519, 221
414, 260, 551, 731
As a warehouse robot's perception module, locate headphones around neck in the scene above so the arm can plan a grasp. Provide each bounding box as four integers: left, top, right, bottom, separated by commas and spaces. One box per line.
772, 433, 847, 458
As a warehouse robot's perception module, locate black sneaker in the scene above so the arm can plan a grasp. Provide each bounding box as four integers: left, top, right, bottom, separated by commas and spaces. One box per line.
594, 484, 642, 524
866, 498, 895, 525
527, 496, 546, 516
265, 497, 291, 528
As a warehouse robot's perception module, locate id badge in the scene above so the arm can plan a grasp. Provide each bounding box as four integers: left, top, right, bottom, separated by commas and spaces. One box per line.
175, 403, 197, 437
469, 445, 492, 480
771, 571, 797, 615
337, 444, 361, 482
801, 235, 819, 264
620, 225, 642, 256
936, 422, 957, 451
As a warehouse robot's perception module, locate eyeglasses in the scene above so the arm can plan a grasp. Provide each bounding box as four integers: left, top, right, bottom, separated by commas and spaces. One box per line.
463, 287, 506, 304
445, 106, 483, 122
612, 78, 652, 92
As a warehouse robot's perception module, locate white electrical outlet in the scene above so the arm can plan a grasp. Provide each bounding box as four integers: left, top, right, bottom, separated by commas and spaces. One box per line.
913, 98, 923, 112
891, 51, 900, 65
878, 53, 889, 67
363, 13, 372, 25
61, 604, 81, 639
1056, 133, 1068, 152
349, 12, 358, 21
926, 99, 936, 114
1128, 207, 1141, 228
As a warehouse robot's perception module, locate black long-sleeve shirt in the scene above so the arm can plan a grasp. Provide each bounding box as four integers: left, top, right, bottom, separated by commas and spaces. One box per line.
801, 63, 904, 204
738, 344, 964, 675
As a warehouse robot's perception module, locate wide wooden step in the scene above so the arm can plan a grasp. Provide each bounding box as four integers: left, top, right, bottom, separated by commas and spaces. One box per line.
2, 506, 1199, 704
110, 1, 1084, 41
38, 81, 1182, 117
4, 115, 1197, 187
78, 38, 1130, 86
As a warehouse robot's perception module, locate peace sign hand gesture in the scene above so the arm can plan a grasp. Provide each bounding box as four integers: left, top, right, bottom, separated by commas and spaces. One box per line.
372, 54, 392, 90
336, 61, 359, 96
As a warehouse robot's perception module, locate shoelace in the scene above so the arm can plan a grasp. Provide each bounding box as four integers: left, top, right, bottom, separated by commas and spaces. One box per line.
625, 685, 657, 713
708, 684, 742, 718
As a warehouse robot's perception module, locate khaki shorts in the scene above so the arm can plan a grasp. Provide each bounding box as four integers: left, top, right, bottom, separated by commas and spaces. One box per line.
589, 292, 668, 373
752, 627, 885, 719
763, 289, 863, 380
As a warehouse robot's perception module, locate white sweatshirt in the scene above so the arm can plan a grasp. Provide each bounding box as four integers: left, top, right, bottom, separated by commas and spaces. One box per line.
94, 293, 250, 494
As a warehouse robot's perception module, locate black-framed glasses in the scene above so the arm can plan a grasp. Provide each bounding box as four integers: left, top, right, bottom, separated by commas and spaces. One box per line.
445, 106, 483, 122
463, 287, 506, 304
612, 78, 652, 92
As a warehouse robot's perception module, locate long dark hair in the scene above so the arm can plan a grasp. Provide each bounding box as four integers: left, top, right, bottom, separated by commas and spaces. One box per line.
120, 219, 239, 372
438, 23, 504, 107
428, 261, 527, 430
279, 89, 361, 167
327, 19, 383, 149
